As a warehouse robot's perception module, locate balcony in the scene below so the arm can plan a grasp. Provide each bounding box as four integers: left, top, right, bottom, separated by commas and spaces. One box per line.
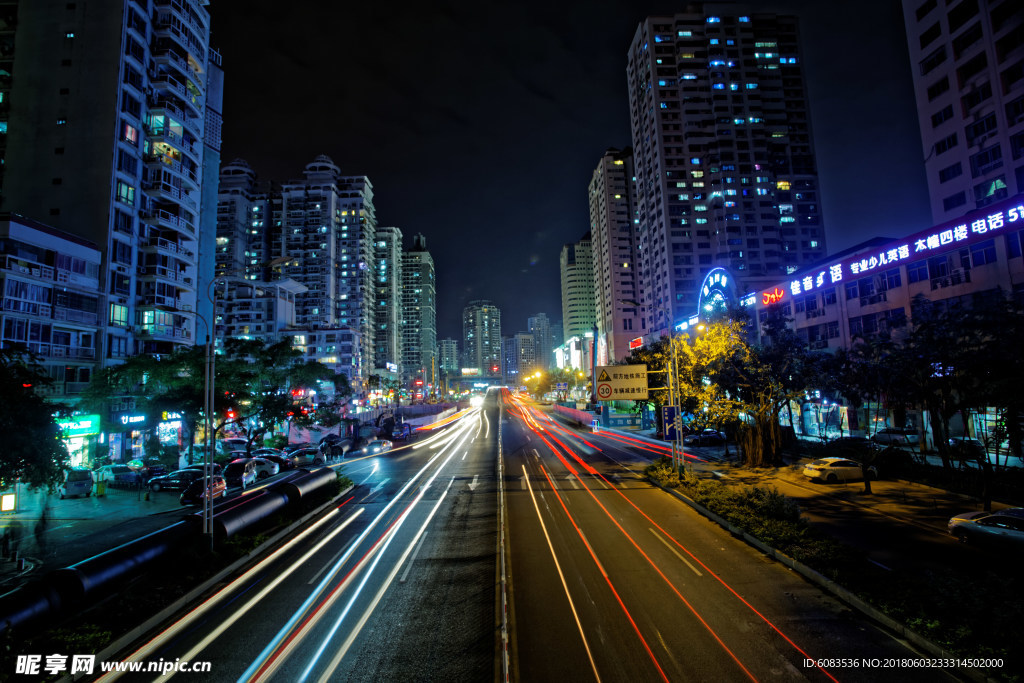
931, 268, 971, 290
859, 292, 888, 307
2, 255, 55, 280
4, 299, 52, 317
53, 306, 99, 325
142, 237, 196, 265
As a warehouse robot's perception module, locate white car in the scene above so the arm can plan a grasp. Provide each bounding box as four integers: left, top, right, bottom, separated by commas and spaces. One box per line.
251, 457, 279, 479
803, 457, 877, 483
362, 439, 393, 455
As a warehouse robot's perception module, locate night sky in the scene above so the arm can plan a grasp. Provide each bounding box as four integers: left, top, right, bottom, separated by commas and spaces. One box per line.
207, 0, 932, 341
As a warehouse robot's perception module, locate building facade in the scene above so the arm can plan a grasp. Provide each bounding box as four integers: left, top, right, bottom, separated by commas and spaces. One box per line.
438, 337, 459, 374
901, 0, 1024, 225
526, 312, 553, 371
216, 156, 377, 386
627, 8, 825, 334
462, 300, 501, 377
374, 226, 403, 377
751, 193, 1024, 439
502, 332, 536, 387
2, 0, 221, 361
560, 234, 597, 340
401, 233, 436, 390
589, 148, 644, 361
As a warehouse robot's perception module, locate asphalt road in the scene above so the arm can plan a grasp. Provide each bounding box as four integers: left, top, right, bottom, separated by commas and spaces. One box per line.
502, 398, 963, 682
100, 400, 499, 682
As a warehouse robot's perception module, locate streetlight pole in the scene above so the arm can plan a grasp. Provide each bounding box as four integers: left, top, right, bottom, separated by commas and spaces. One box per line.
624, 298, 682, 472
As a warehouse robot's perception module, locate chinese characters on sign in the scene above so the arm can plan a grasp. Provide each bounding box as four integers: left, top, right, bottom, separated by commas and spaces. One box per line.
764, 199, 1024, 304
595, 365, 649, 401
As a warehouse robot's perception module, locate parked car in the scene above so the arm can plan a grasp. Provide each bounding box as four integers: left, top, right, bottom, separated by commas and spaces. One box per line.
259, 454, 295, 471
223, 458, 257, 488
182, 462, 223, 476
180, 475, 227, 506
392, 423, 412, 441
94, 464, 142, 487
870, 428, 920, 446
948, 508, 1024, 550
361, 439, 393, 455
288, 446, 326, 467
251, 457, 279, 479
682, 429, 727, 446
219, 437, 249, 455
148, 469, 205, 492
251, 447, 283, 458
803, 457, 878, 483
948, 437, 986, 459
60, 468, 94, 499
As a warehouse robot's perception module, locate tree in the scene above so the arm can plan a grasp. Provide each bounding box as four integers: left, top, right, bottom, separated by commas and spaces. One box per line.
0, 348, 69, 490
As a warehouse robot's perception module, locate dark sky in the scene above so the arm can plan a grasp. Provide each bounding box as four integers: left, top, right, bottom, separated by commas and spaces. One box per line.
207, 0, 932, 341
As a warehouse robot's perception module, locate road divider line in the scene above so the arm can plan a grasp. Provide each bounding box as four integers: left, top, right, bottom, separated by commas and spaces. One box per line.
648, 528, 702, 577
399, 532, 429, 583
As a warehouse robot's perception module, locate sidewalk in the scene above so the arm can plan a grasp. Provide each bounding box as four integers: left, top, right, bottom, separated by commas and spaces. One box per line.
0, 485, 186, 592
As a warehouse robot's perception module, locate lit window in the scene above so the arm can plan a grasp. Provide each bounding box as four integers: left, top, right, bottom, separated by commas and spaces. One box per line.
777, 180, 791, 190
116, 181, 135, 206
123, 123, 138, 144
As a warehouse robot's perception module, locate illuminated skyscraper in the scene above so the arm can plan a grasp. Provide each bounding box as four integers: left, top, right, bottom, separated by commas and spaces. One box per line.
462, 300, 501, 377
589, 148, 643, 361
374, 226, 403, 376
401, 234, 436, 388
559, 234, 597, 340
627, 7, 825, 332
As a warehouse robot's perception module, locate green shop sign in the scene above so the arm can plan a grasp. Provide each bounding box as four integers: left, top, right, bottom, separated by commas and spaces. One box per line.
57, 414, 102, 438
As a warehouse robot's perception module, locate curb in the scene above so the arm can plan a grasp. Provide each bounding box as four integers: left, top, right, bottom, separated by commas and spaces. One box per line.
60, 484, 354, 682
653, 479, 993, 683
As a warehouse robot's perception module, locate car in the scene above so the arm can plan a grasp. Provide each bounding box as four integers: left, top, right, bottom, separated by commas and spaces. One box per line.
223, 458, 257, 488
870, 428, 920, 446
682, 429, 727, 446
392, 423, 412, 441
251, 447, 283, 458
180, 475, 227, 506
288, 446, 326, 467
251, 457, 279, 479
219, 437, 249, 455
361, 439, 393, 455
803, 457, 878, 483
60, 468, 94, 498
94, 464, 142, 487
949, 437, 986, 459
948, 508, 1024, 550
182, 462, 223, 476
148, 468, 205, 492
259, 454, 295, 471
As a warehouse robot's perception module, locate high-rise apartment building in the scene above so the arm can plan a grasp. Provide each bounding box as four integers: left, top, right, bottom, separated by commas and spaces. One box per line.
502, 332, 536, 386
462, 300, 501, 376
627, 8, 825, 332
589, 148, 644, 361
401, 233, 436, 388
374, 226, 403, 376
560, 234, 597, 340
901, 0, 1024, 224
526, 312, 553, 371
1, 0, 222, 360
214, 156, 377, 386
438, 338, 459, 374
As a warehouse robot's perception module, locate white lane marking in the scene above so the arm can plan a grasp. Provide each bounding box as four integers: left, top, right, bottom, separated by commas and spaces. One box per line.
566, 475, 580, 490
365, 478, 390, 499
648, 527, 703, 577
521, 475, 528, 491
469, 474, 479, 491
523, 465, 601, 682
399, 532, 429, 583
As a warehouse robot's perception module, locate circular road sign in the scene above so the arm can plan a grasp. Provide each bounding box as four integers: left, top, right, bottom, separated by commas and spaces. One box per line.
597, 383, 612, 400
